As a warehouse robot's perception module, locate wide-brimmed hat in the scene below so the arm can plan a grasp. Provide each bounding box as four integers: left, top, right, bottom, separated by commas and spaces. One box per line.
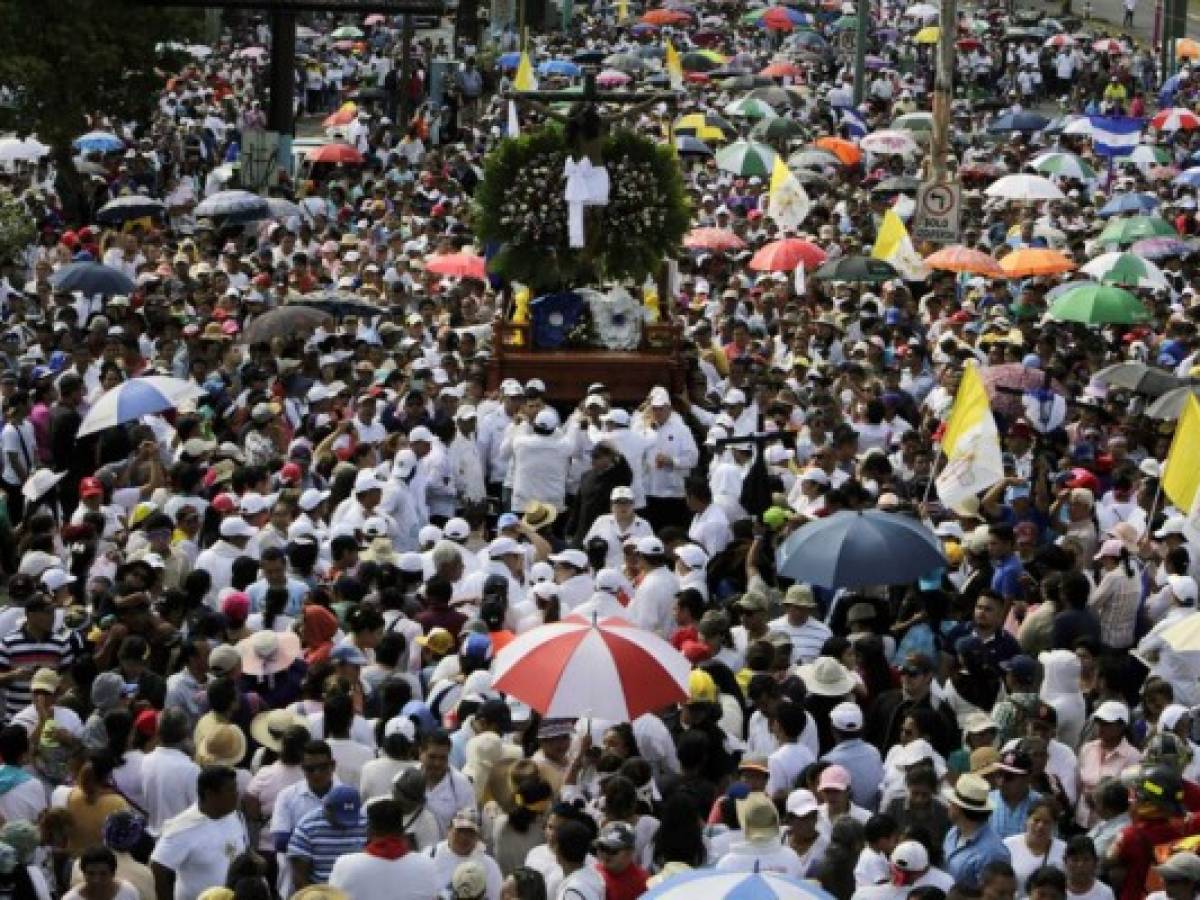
945, 773, 994, 812
521, 500, 557, 530
797, 657, 856, 697
196, 723, 247, 767
238, 630, 302, 678
250, 708, 307, 753
736, 791, 781, 842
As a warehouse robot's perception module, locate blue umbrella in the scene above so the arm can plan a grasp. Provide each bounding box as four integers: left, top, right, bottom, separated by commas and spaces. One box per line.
987, 112, 1050, 133
49, 262, 135, 297
77, 377, 207, 437
1174, 167, 1200, 187
538, 59, 581, 77
1099, 192, 1159, 218
194, 189, 269, 223
776, 509, 946, 589
73, 131, 125, 153
498, 51, 522, 70
644, 868, 836, 899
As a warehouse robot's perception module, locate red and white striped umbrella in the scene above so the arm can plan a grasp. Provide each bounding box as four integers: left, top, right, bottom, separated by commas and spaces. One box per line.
1092, 38, 1126, 53
1151, 107, 1200, 131
492, 618, 692, 721
1044, 34, 1075, 48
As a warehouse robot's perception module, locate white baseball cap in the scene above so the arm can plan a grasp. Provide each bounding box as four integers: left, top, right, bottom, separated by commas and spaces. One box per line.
831, 701, 864, 732
384, 716, 416, 743
220, 517, 258, 540
444, 518, 470, 540
602, 408, 631, 427
40, 569, 76, 592
636, 536, 665, 556
488, 537, 522, 558
595, 568, 624, 594
891, 840, 930, 873
550, 549, 588, 570
1169, 575, 1200, 606
239, 493, 269, 516
785, 789, 819, 818
354, 470, 384, 493
408, 426, 434, 443
611, 486, 635, 502
298, 488, 330, 512
1094, 700, 1130, 724
674, 544, 708, 570
534, 408, 559, 430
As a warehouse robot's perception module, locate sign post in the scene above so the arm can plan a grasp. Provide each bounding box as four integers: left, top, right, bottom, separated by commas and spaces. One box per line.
912, 182, 962, 244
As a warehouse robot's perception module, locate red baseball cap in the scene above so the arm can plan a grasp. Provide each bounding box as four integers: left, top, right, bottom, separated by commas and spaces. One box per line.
79, 477, 103, 499
211, 493, 238, 514
280, 462, 302, 484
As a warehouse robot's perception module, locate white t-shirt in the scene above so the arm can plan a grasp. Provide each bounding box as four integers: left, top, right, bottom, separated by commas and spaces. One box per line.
1069, 882, 1116, 900
327, 736, 377, 790
150, 809, 249, 900
359, 757, 415, 803
329, 850, 440, 900
1, 420, 36, 486
63, 883, 139, 900
1004, 834, 1065, 898
766, 741, 815, 798
555, 865, 606, 900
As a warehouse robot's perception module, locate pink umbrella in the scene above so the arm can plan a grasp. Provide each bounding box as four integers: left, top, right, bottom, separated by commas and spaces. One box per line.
365, 13, 385, 24
597, 68, 632, 87
979, 364, 1066, 419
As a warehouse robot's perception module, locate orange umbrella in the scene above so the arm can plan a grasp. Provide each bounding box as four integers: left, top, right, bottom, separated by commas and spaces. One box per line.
322, 103, 357, 127
641, 8, 691, 24
425, 252, 488, 280
684, 227, 746, 251
924, 245, 1005, 278
813, 137, 862, 166
749, 238, 827, 271
760, 61, 803, 78
998, 247, 1077, 278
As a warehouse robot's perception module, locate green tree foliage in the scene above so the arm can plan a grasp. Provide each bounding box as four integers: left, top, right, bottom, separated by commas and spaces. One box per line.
0, 191, 35, 267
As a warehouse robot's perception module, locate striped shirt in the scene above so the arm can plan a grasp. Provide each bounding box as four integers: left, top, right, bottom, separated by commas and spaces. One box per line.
287, 807, 368, 884
0, 626, 77, 720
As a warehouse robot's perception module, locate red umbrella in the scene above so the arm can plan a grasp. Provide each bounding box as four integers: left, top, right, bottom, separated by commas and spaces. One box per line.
760, 61, 802, 78
685, 72, 711, 83
307, 143, 365, 164
492, 619, 691, 721
425, 252, 488, 280
641, 8, 691, 24
684, 227, 746, 251
749, 238, 827, 271
761, 7, 795, 29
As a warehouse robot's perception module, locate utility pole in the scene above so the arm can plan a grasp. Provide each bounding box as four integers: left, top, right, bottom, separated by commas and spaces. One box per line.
929, 0, 955, 182
852, 0, 870, 105
399, 14, 414, 124
267, 7, 297, 137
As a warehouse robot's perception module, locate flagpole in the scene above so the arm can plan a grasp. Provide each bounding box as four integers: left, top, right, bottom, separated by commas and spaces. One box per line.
922, 448, 943, 505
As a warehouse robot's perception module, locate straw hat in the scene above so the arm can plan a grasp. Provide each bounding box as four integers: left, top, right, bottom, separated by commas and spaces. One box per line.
945, 773, 994, 812
250, 708, 307, 754
238, 630, 302, 678
797, 657, 856, 697
521, 500, 557, 530
196, 723, 247, 768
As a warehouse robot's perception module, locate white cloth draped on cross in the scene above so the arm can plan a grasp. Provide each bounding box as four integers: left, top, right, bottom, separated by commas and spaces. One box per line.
563, 156, 611, 248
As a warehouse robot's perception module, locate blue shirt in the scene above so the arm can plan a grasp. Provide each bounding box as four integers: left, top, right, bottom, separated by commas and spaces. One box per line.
247, 576, 310, 617
943, 822, 1011, 892
991, 552, 1025, 601
987, 788, 1043, 839
287, 808, 368, 884
822, 739, 884, 810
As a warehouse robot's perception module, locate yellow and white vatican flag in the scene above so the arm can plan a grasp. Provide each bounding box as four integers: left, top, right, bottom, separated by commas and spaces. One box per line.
872, 209, 929, 281
665, 40, 684, 90
1164, 395, 1200, 543
936, 363, 1005, 511
513, 52, 538, 91
768, 155, 810, 233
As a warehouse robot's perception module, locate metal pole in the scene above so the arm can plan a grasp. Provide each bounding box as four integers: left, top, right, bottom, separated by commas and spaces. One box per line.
398, 14, 414, 125
929, 0, 956, 182
1161, 0, 1174, 82
267, 8, 296, 137
852, 0, 870, 105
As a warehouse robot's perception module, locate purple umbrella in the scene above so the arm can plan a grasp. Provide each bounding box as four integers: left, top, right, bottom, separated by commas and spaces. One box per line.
875, 27, 900, 39
866, 54, 887, 69
1132, 236, 1193, 259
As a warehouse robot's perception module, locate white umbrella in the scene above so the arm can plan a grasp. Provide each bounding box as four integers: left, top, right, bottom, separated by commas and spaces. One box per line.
984, 173, 1066, 201
78, 377, 207, 437
22, 469, 65, 502
0, 137, 49, 164
904, 2, 939, 17
860, 130, 919, 155
1081, 251, 1170, 289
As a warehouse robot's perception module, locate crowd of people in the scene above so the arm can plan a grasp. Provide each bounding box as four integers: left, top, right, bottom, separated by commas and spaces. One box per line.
4, 0, 1200, 899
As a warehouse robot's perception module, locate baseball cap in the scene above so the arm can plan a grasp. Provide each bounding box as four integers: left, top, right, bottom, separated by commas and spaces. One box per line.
636, 536, 665, 556
444, 518, 470, 540
830, 702, 863, 732
331, 644, 370, 667
79, 477, 104, 498
324, 784, 362, 827
219, 517, 257, 540
892, 840, 930, 873
1000, 654, 1039, 684
817, 765, 851, 792
594, 822, 636, 852
675, 544, 708, 570
208, 644, 241, 676
40, 569, 76, 592
452, 861, 488, 898
1094, 700, 1130, 723
384, 715, 416, 743
416, 627, 454, 656
610, 486, 634, 502
451, 807, 481, 832
550, 549, 588, 569
785, 788, 819, 818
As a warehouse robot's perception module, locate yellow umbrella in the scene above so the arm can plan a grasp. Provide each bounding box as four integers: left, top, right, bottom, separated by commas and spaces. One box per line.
674, 113, 731, 143
1178, 38, 1200, 60
914, 25, 941, 44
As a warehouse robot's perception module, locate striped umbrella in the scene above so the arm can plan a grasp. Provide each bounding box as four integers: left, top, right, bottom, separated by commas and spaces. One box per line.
1128, 144, 1172, 166
724, 98, 779, 120
716, 140, 778, 176
1151, 107, 1200, 131
1030, 151, 1097, 181
78, 377, 208, 437
644, 869, 836, 899
1081, 251, 1169, 289
492, 619, 691, 721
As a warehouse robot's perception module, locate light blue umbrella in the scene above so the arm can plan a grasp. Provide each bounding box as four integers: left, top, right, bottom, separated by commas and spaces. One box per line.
776, 510, 946, 589
538, 59, 581, 77
78, 377, 207, 437
498, 51, 522, 70
73, 131, 125, 153
1174, 167, 1200, 187
49, 262, 135, 297
644, 868, 836, 899
1099, 192, 1159, 217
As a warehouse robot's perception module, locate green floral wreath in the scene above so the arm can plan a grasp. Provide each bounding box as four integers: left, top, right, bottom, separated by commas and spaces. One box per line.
473, 125, 691, 294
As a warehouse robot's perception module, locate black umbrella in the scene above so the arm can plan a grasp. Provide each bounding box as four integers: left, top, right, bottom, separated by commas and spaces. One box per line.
674, 135, 714, 155
243, 306, 332, 344
290, 294, 386, 319
814, 256, 899, 282
574, 49, 606, 63
96, 196, 166, 226
872, 176, 922, 193
50, 262, 135, 297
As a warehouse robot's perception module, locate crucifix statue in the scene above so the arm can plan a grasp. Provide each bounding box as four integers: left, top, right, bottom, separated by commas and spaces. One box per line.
506, 71, 677, 248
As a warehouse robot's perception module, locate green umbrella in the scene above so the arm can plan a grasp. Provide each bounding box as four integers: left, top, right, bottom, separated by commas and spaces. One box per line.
331, 25, 365, 38
721, 75, 774, 90
1031, 152, 1097, 181
724, 98, 778, 120
752, 117, 807, 142
1048, 284, 1151, 325
1081, 251, 1169, 290
814, 255, 899, 282
746, 85, 803, 108
715, 140, 778, 176
831, 14, 858, 29
1098, 216, 1179, 245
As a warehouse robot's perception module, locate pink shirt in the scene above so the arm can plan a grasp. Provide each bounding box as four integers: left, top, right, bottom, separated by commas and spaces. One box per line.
1076, 739, 1142, 827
